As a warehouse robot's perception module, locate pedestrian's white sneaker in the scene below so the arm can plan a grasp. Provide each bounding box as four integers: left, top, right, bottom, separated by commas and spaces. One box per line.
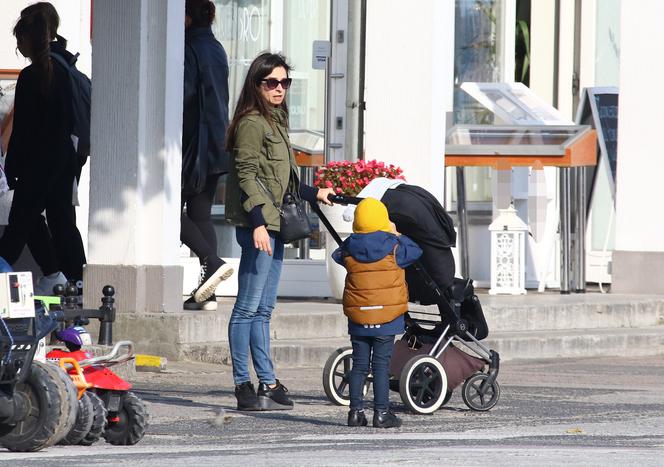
34, 271, 68, 296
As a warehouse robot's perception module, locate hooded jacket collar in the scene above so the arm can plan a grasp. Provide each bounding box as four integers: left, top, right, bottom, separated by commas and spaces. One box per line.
50, 38, 76, 64
342, 231, 399, 263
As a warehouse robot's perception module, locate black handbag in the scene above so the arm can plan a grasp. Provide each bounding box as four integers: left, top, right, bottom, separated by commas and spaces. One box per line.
256, 178, 312, 243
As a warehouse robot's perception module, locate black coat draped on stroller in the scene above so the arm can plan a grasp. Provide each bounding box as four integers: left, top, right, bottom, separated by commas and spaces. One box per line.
318, 183, 500, 414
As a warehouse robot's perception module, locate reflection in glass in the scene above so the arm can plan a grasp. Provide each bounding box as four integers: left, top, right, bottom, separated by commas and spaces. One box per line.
208, 1, 330, 255
452, 0, 506, 204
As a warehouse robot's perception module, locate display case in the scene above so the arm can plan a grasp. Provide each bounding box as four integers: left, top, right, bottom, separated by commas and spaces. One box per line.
445, 124, 597, 168
289, 129, 324, 167
445, 123, 598, 294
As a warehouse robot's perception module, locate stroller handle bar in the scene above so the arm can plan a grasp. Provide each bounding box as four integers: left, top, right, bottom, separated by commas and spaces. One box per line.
311, 194, 360, 247
327, 194, 362, 205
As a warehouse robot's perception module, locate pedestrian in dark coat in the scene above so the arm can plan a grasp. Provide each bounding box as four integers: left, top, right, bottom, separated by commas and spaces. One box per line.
0, 2, 86, 295
181, 0, 234, 310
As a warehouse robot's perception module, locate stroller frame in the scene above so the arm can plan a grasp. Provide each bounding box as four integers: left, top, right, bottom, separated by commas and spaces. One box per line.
316, 194, 500, 414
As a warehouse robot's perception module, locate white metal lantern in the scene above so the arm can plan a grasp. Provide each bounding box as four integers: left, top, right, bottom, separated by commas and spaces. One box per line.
489, 204, 528, 295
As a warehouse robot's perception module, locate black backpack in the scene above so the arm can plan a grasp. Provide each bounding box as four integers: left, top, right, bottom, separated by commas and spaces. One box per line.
50, 52, 91, 166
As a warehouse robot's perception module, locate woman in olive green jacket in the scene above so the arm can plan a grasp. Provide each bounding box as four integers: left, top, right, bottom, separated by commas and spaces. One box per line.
225, 53, 334, 411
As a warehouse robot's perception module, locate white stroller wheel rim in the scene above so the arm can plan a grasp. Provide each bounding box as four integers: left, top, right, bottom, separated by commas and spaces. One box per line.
399, 355, 448, 414
322, 347, 354, 406
322, 347, 371, 406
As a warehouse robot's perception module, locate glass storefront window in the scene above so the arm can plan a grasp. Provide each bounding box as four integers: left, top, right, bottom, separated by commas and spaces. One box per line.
213, 1, 271, 109
449, 0, 507, 206
594, 0, 620, 87
589, 1, 620, 253
208, 1, 330, 257
282, 0, 329, 132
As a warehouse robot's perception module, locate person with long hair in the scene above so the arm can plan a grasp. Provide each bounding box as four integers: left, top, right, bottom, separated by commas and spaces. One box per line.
0, 2, 86, 295
225, 52, 335, 410
181, 0, 233, 309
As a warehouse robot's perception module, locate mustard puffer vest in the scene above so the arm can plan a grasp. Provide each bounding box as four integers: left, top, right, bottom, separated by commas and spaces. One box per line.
342, 252, 408, 325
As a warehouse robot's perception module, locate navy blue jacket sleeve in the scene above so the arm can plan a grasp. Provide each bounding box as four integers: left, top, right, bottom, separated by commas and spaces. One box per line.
299, 182, 319, 204
240, 190, 266, 228
332, 246, 346, 266
395, 234, 423, 268
248, 205, 266, 228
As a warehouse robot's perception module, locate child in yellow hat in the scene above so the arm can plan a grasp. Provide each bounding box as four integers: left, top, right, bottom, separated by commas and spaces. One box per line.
332, 197, 422, 428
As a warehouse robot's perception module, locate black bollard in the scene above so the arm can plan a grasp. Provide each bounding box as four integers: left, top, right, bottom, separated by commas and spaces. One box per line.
64, 282, 79, 311
98, 285, 116, 346
52, 283, 65, 297
48, 284, 66, 345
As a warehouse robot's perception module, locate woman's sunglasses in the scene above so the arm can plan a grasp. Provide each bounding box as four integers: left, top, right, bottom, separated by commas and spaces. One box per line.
261, 78, 292, 90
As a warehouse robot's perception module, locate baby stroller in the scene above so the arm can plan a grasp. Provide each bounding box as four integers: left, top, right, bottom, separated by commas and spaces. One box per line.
316, 186, 500, 415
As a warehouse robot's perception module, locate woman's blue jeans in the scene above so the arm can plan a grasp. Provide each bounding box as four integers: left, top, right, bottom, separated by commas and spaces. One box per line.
228, 226, 284, 386
349, 335, 395, 412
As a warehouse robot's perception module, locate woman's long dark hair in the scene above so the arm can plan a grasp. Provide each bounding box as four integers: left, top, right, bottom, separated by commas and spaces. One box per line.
226, 53, 292, 151
13, 2, 60, 96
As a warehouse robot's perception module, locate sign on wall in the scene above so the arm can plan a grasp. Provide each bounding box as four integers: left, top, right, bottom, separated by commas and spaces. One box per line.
575, 87, 619, 200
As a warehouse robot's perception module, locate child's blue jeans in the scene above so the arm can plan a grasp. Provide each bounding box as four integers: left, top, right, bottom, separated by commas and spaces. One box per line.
349, 334, 395, 412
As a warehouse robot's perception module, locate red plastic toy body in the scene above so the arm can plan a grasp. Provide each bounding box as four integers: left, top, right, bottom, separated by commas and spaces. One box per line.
47, 348, 132, 391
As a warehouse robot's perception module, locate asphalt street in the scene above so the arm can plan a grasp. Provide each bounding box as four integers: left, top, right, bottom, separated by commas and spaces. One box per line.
2, 354, 664, 466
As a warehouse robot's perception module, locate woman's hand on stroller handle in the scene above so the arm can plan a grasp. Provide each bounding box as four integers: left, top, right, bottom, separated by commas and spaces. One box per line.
316, 187, 336, 205
327, 194, 362, 205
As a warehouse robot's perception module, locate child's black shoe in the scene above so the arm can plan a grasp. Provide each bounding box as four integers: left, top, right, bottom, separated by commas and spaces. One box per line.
373, 410, 402, 428
347, 409, 368, 427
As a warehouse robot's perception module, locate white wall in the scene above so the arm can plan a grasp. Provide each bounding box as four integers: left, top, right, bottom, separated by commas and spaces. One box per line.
614, 0, 664, 253
0, 1, 91, 74
88, 0, 182, 266
363, 0, 454, 202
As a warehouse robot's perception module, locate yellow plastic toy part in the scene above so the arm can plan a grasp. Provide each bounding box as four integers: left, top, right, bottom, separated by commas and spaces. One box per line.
58, 357, 93, 399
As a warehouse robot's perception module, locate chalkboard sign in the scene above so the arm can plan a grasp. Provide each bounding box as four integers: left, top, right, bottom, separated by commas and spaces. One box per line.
575, 87, 619, 198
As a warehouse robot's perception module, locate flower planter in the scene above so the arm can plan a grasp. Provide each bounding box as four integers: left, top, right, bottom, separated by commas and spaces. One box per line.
314, 160, 405, 300
319, 204, 353, 300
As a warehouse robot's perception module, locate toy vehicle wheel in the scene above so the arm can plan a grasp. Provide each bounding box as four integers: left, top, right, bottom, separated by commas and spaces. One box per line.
399, 355, 447, 415
103, 391, 149, 445
0, 361, 71, 452
79, 391, 107, 446
59, 392, 94, 445
322, 347, 370, 406
461, 372, 500, 411
44, 362, 79, 443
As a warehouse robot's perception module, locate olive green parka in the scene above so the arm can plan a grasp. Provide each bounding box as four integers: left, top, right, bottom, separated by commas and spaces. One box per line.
225, 107, 300, 231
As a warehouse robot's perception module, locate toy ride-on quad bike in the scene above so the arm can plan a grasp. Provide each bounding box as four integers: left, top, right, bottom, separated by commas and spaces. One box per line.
0, 271, 78, 452
47, 324, 149, 445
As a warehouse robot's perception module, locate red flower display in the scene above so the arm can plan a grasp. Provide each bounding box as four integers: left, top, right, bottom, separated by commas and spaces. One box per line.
313, 159, 405, 196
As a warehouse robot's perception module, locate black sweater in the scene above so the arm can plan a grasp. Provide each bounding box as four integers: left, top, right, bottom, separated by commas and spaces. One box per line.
5, 42, 75, 189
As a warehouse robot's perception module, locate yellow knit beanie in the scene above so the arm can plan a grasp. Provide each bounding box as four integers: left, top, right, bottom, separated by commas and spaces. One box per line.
352, 197, 392, 234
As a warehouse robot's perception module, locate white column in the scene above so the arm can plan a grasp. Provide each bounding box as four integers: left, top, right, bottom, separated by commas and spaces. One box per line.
84, 0, 184, 312
611, 0, 664, 293
363, 0, 453, 202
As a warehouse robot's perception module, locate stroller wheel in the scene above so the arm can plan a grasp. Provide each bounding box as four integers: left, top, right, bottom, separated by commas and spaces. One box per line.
399, 355, 447, 414
442, 390, 453, 407
461, 372, 500, 411
322, 347, 370, 406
